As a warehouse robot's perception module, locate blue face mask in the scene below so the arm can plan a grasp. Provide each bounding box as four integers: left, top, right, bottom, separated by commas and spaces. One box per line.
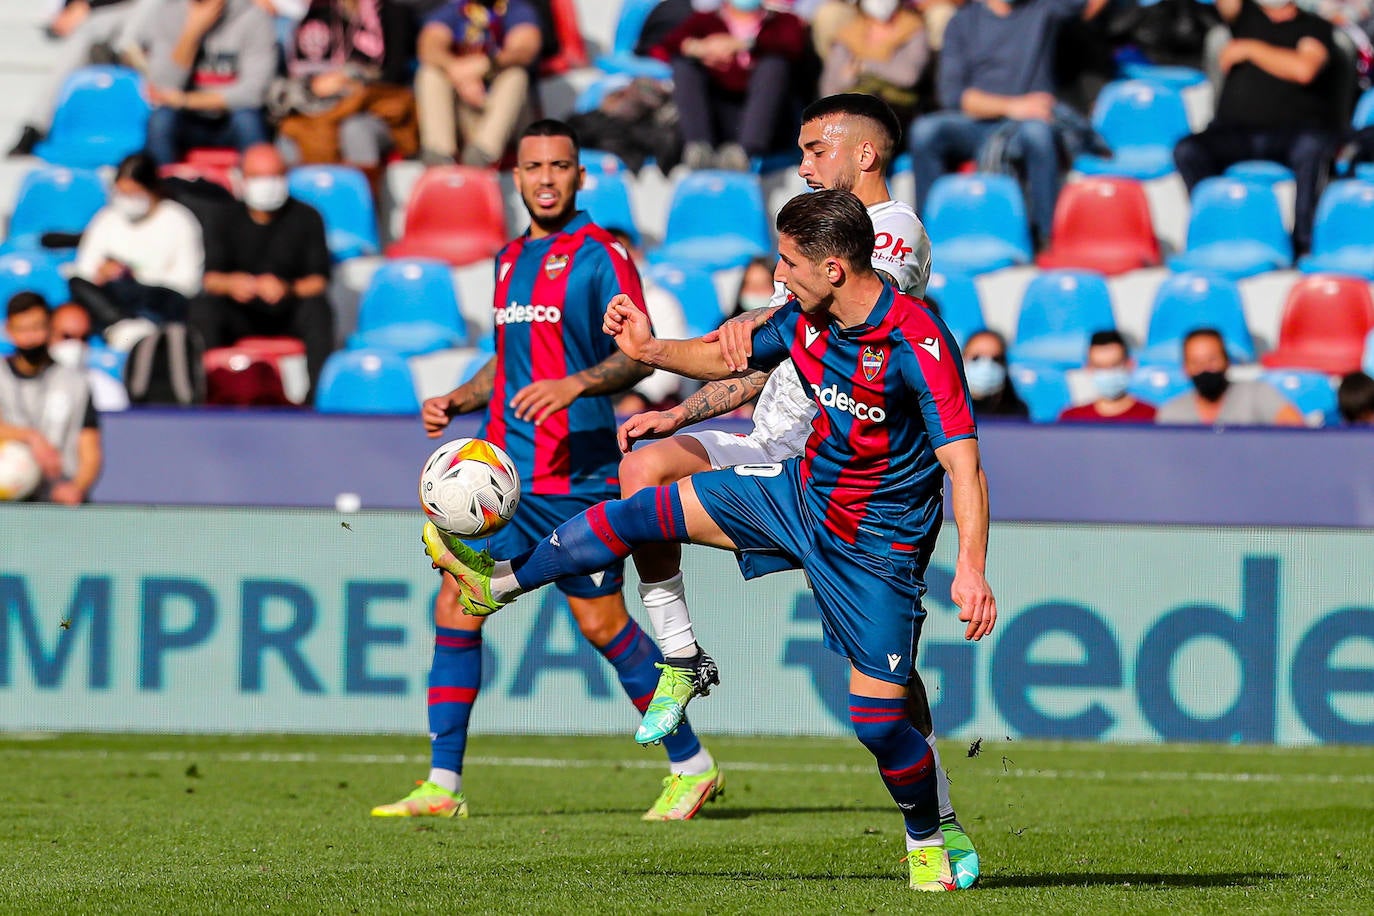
1091, 367, 1131, 401
730, 0, 764, 11
965, 357, 1007, 398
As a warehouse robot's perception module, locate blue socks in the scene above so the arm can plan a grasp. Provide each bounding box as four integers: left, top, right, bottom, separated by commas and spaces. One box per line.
850, 694, 940, 841
597, 618, 702, 764
428, 627, 482, 775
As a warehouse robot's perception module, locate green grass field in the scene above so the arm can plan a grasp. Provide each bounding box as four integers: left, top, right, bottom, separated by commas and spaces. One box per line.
1, 733, 1370, 914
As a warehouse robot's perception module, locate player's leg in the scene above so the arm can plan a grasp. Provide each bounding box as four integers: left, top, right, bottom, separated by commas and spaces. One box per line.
907, 671, 979, 888
371, 574, 479, 818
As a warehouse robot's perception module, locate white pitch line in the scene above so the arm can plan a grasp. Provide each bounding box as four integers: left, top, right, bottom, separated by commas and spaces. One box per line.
0, 747, 1371, 785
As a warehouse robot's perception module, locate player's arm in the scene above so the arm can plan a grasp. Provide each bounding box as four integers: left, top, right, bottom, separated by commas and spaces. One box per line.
617, 369, 770, 451
422, 357, 496, 438
934, 437, 996, 641
509, 350, 651, 425
603, 295, 772, 381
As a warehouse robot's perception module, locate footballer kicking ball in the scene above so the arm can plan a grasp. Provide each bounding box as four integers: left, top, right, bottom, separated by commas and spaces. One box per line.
419, 438, 520, 537
0, 440, 41, 501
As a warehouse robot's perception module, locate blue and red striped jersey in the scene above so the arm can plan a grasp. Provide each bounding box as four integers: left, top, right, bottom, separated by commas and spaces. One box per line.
748, 283, 977, 557
481, 211, 646, 496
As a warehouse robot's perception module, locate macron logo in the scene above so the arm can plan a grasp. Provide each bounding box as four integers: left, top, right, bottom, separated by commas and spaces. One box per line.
589, 571, 605, 587
499, 262, 512, 283
804, 325, 821, 349
887, 653, 902, 672
917, 337, 941, 361
549, 533, 560, 547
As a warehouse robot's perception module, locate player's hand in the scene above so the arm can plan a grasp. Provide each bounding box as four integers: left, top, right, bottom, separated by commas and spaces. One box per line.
48, 480, 84, 505
951, 563, 997, 641
421, 394, 457, 437
603, 294, 654, 361
617, 409, 683, 452
703, 308, 774, 373
510, 377, 581, 426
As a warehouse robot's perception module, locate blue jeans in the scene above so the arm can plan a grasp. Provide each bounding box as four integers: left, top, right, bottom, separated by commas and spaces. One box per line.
909, 111, 1061, 243
146, 106, 269, 164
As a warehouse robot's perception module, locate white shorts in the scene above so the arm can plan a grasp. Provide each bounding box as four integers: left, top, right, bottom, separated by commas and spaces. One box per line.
679, 429, 794, 469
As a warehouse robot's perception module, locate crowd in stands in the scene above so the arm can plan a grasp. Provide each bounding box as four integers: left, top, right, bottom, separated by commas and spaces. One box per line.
3, 0, 1374, 503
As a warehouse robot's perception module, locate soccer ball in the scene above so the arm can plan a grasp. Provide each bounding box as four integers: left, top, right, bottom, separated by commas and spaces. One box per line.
418, 438, 520, 537
0, 440, 41, 501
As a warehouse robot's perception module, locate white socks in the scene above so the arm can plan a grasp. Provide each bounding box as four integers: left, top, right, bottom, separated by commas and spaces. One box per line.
929, 735, 954, 819
670, 747, 714, 777
428, 767, 461, 793
907, 830, 946, 850
638, 573, 697, 658
489, 559, 520, 603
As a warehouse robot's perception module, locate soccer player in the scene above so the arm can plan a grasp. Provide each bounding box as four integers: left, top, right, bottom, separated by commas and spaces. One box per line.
423, 190, 998, 891
372, 119, 721, 821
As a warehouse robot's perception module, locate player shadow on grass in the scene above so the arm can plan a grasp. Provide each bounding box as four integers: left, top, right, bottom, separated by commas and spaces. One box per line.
978, 871, 1289, 890
689, 805, 901, 820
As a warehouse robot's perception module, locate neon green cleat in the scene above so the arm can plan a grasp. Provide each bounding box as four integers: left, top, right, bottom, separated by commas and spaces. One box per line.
635, 652, 720, 746
422, 522, 505, 616
942, 821, 980, 889
642, 764, 724, 821
907, 845, 956, 891
370, 780, 468, 818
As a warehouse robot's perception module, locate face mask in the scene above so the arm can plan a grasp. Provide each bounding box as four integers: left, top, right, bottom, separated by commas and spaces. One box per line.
1191, 369, 1229, 402
730, 0, 763, 11
1091, 367, 1130, 401
111, 193, 152, 221
49, 339, 87, 369
965, 356, 1006, 398
1254, 0, 1290, 8
860, 0, 901, 19
243, 176, 290, 213
738, 293, 773, 312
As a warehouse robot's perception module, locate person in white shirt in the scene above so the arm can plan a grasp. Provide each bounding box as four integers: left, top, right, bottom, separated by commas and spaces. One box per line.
72, 152, 205, 329
606, 227, 692, 414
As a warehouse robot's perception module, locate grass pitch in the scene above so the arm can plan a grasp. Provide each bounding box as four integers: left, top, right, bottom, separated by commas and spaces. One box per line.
0, 733, 1370, 914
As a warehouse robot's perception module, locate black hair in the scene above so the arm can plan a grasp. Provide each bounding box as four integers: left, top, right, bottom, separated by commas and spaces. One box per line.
1338, 371, 1374, 424
6, 291, 49, 319
775, 190, 875, 269
115, 151, 163, 196
519, 119, 581, 161
1089, 329, 1129, 353
802, 93, 903, 156
1182, 326, 1226, 356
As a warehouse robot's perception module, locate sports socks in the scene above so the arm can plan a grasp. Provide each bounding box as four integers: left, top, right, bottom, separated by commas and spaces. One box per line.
849, 694, 942, 843
638, 572, 698, 658
929, 734, 955, 820
427, 626, 482, 793
596, 618, 708, 771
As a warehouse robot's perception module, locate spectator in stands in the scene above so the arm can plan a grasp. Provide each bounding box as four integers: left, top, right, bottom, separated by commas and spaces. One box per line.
71, 153, 205, 329
0, 293, 102, 504
731, 256, 776, 317
962, 328, 1030, 418
143, 0, 278, 165
818, 0, 929, 123
413, 0, 543, 166
1156, 327, 1303, 425
1058, 329, 1156, 423
606, 228, 689, 415
253, 0, 310, 48
651, 0, 812, 171
908, 0, 1109, 247
189, 144, 334, 396
48, 301, 131, 412
1337, 370, 1374, 425
1173, 0, 1344, 255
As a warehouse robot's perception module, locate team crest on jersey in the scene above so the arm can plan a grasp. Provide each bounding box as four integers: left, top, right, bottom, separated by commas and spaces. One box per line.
861, 346, 885, 381
543, 254, 570, 279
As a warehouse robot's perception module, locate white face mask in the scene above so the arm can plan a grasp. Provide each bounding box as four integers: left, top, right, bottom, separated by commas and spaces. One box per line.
738, 293, 773, 312
860, 0, 902, 20
243, 176, 290, 213
111, 192, 152, 221
49, 339, 87, 370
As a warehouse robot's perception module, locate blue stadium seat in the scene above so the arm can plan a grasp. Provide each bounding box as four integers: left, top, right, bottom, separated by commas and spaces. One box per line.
1297, 180, 1374, 280
288, 165, 379, 261
1225, 160, 1295, 185
1008, 363, 1071, 422
650, 171, 771, 272
1, 165, 106, 257
582, 149, 631, 175
573, 73, 634, 114
1357, 163, 1374, 182
1263, 369, 1337, 426
1073, 80, 1191, 180
33, 66, 149, 169
1118, 62, 1207, 91
1354, 87, 1374, 129
348, 321, 466, 358
1167, 177, 1291, 279
86, 343, 126, 385
923, 271, 983, 348
315, 349, 419, 414
1128, 364, 1192, 406
1138, 272, 1255, 365
595, 0, 672, 80
577, 168, 639, 246
648, 263, 723, 338
0, 252, 71, 306
923, 173, 1033, 275
1009, 270, 1116, 368
355, 259, 465, 339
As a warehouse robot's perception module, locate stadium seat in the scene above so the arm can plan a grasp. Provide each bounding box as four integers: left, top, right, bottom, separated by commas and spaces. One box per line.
1128, 363, 1191, 406
1261, 275, 1374, 375
355, 259, 465, 339
1008, 363, 1071, 422
577, 169, 639, 246
1226, 160, 1295, 185
0, 252, 71, 306
1167, 177, 1291, 279
539, 0, 591, 76
1354, 87, 1374, 129
386, 166, 507, 266
1138, 272, 1254, 365
348, 321, 465, 358
923, 173, 1033, 275
1297, 180, 1374, 280
923, 271, 983, 347
595, 0, 673, 80
648, 263, 724, 338
1036, 177, 1161, 275
582, 149, 631, 175
33, 66, 149, 169
315, 349, 419, 414
0, 165, 106, 256
204, 348, 291, 407
1118, 62, 1208, 92
1009, 270, 1116, 368
1073, 80, 1191, 181
649, 171, 771, 273
288, 165, 379, 261
1263, 369, 1338, 426
573, 74, 633, 114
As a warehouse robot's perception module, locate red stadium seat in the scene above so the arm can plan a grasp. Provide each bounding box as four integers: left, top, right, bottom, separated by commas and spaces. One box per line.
540, 0, 590, 76
204, 337, 306, 406
1261, 275, 1374, 375
1036, 177, 1161, 275
385, 166, 507, 266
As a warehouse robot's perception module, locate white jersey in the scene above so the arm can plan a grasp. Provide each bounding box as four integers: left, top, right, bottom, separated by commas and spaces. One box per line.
687, 199, 932, 467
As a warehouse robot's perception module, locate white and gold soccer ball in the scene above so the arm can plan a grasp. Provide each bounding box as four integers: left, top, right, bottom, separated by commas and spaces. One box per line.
0, 440, 41, 502
418, 438, 520, 537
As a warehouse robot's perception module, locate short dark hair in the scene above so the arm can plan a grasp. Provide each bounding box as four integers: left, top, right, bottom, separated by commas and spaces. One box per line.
775, 190, 875, 269
519, 119, 581, 161
802, 93, 903, 158
115, 151, 162, 196
1338, 371, 1374, 424
6, 291, 49, 320
1182, 327, 1226, 354
1089, 329, 1128, 352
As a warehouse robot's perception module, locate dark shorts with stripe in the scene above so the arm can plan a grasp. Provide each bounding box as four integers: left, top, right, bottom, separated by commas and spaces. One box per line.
689, 457, 926, 685
475, 492, 624, 598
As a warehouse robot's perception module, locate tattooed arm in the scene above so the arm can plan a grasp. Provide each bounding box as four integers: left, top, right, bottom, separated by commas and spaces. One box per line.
422, 357, 497, 437
616, 368, 771, 452
508, 350, 652, 426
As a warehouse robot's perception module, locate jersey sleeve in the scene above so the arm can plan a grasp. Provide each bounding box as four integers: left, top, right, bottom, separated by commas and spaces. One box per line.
870, 205, 932, 298
746, 300, 798, 372
905, 325, 978, 449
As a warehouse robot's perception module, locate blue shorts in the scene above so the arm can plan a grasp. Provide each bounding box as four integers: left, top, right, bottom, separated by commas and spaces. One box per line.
690, 458, 926, 684
475, 491, 624, 599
